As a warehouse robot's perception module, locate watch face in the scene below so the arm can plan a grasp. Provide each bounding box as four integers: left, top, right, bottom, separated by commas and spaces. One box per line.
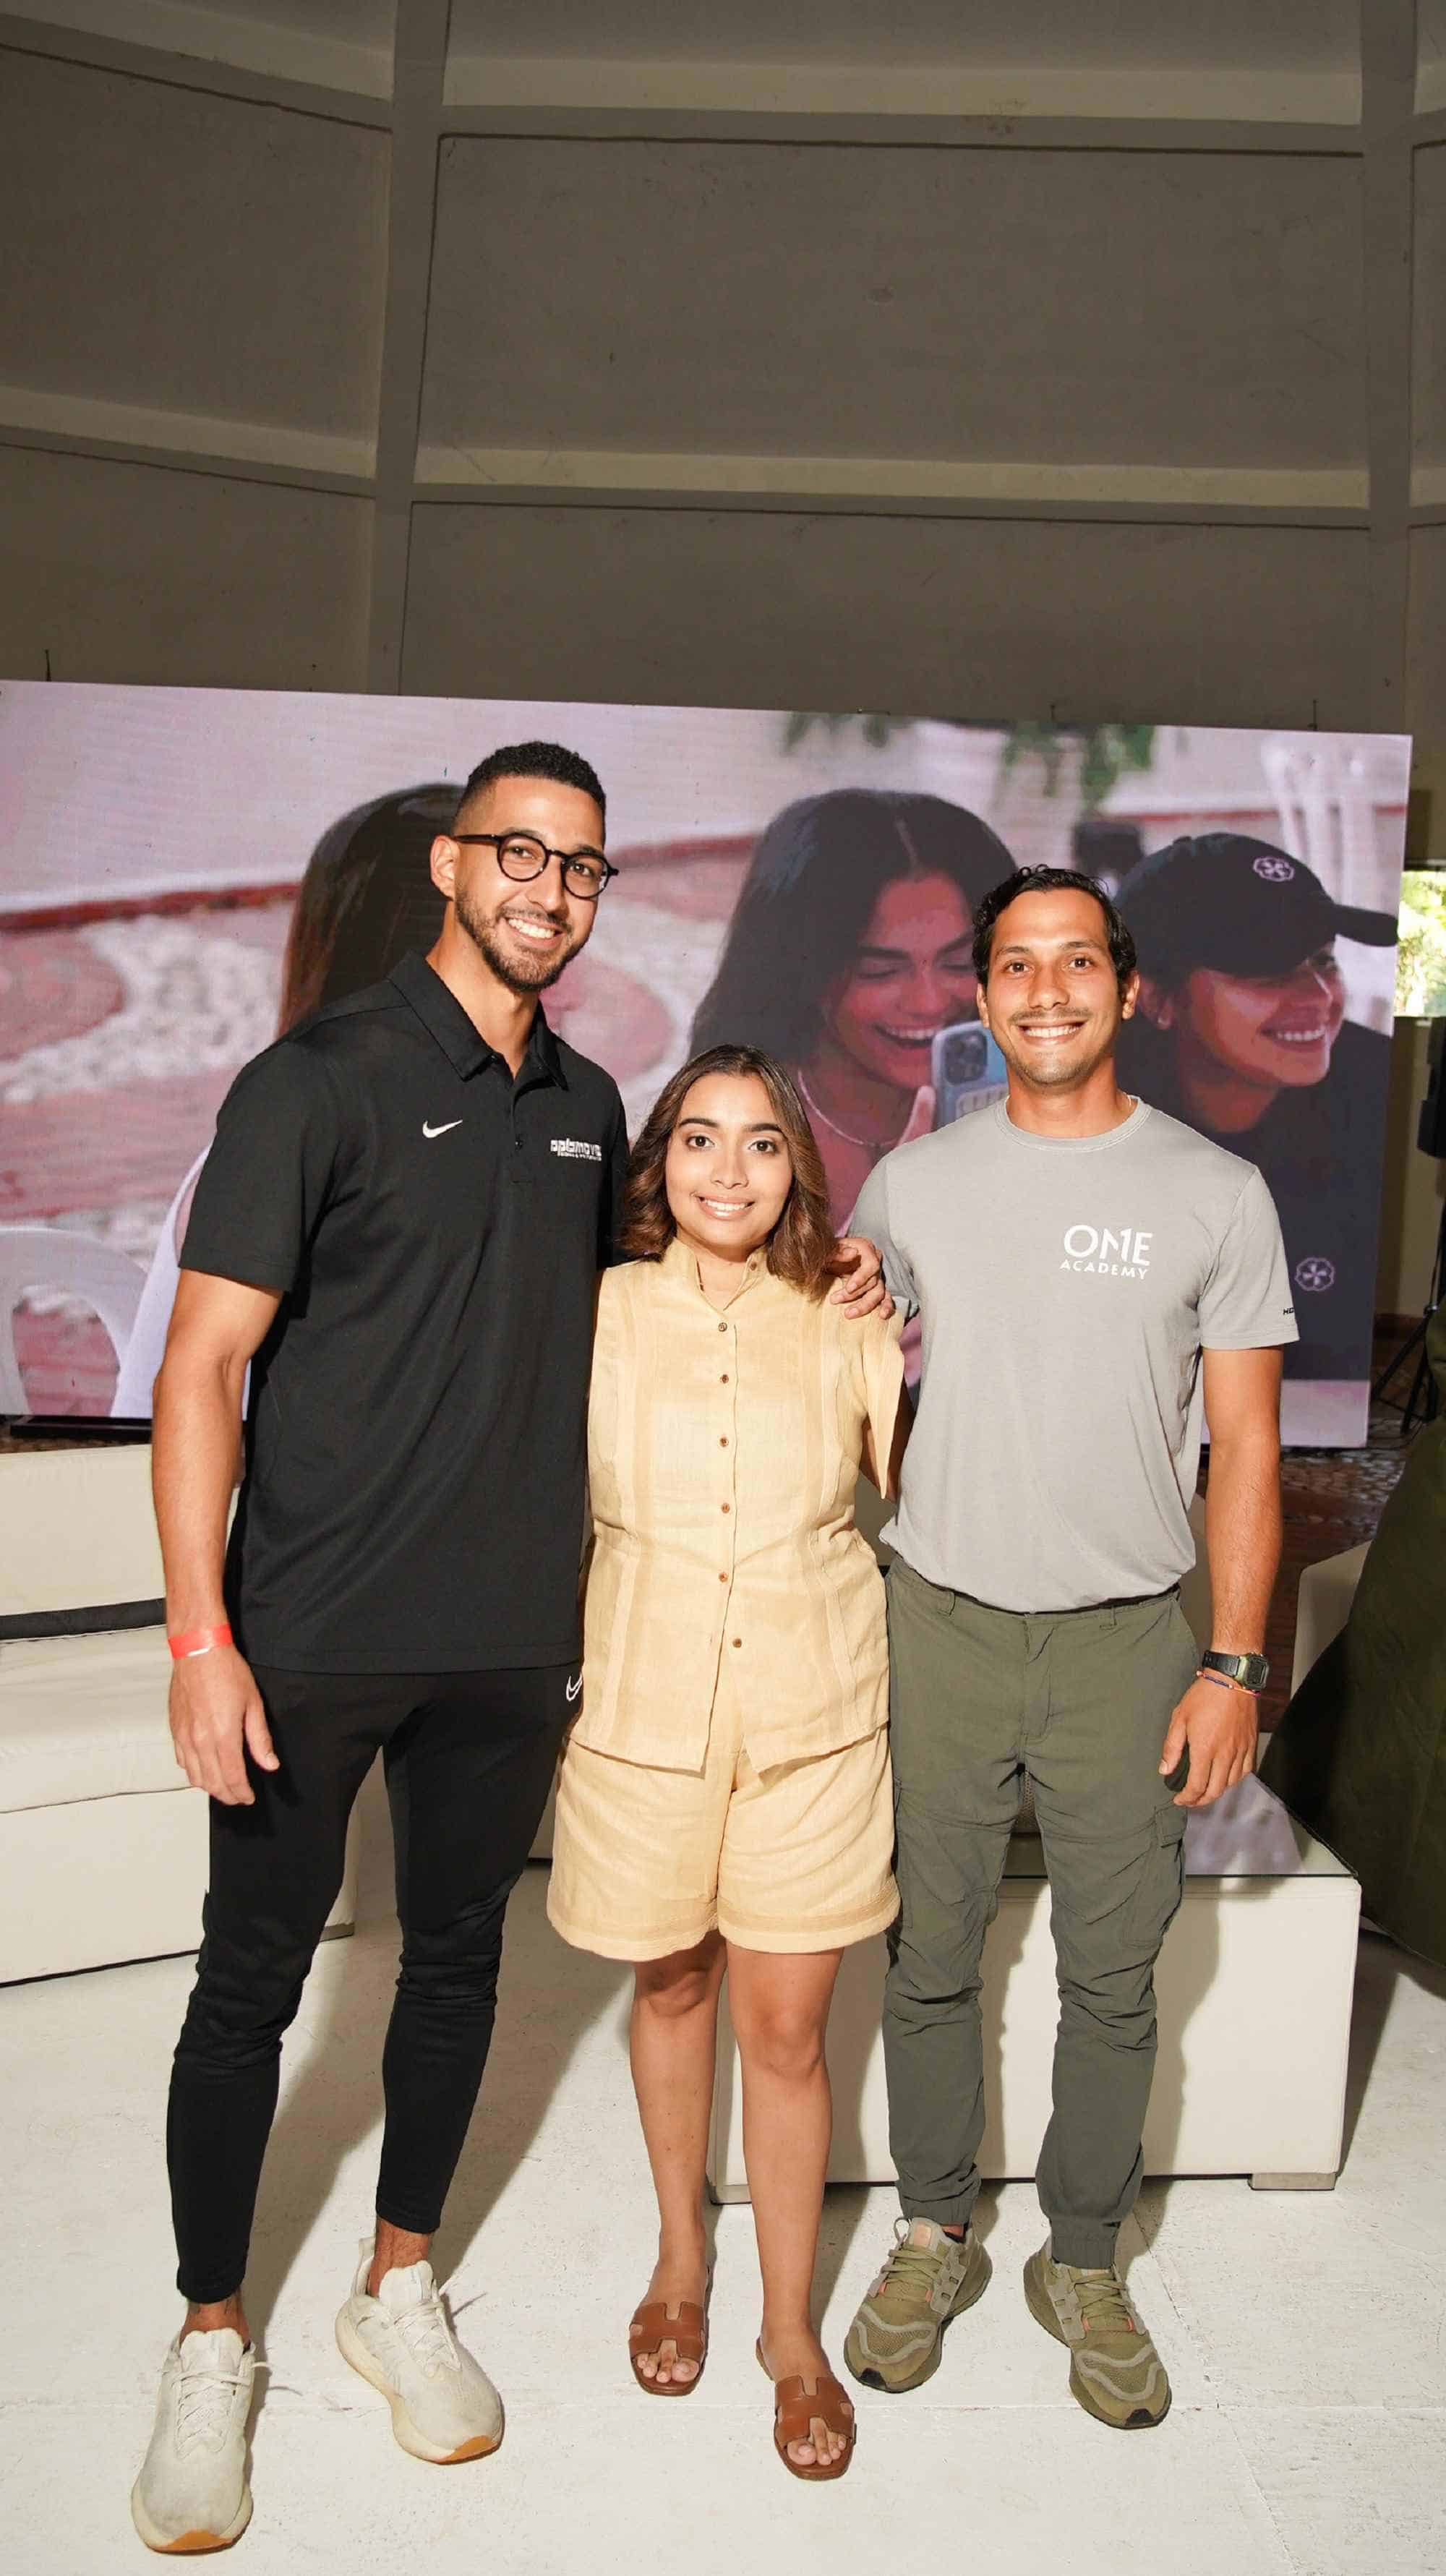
1205, 1651, 1269, 1689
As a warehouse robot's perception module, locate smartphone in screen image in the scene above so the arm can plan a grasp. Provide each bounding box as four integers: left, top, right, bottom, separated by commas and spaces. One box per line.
931, 1018, 1009, 1125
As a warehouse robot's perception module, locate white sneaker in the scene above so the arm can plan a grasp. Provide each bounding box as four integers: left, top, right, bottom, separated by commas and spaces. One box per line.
130, 2329, 254, 2554
335, 2239, 503, 2463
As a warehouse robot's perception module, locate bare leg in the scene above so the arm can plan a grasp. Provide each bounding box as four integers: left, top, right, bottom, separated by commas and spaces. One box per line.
368, 2222, 431, 2297
727, 1943, 845, 2468
629, 1932, 726, 2386
181, 2293, 249, 2346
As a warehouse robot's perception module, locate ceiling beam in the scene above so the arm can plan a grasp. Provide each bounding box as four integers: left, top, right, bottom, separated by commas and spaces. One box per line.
437, 106, 1366, 154
0, 13, 390, 127
1361, 0, 1419, 736
0, 420, 371, 497
364, 0, 450, 692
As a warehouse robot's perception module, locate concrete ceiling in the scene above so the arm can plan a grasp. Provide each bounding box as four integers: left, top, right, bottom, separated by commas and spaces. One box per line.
0, 0, 1442, 790
419, 141, 1366, 472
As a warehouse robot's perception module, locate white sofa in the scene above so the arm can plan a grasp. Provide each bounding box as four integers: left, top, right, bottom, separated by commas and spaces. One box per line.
1290, 1544, 1369, 1693
707, 1517, 1364, 2200
0, 1444, 356, 1984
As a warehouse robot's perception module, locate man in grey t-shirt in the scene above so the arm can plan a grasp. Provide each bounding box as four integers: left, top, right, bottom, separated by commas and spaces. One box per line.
843, 865, 1296, 2432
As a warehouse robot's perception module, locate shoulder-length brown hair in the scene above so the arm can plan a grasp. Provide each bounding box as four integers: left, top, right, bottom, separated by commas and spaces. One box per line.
621, 1045, 839, 1296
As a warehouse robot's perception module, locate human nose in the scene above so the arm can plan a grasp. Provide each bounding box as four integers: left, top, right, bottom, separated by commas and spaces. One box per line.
533, 854, 573, 910
1024, 960, 1068, 1008
708, 1137, 747, 1189
902, 964, 969, 1024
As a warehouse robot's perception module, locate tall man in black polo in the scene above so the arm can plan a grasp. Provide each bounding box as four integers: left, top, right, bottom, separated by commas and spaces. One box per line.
131, 743, 629, 2549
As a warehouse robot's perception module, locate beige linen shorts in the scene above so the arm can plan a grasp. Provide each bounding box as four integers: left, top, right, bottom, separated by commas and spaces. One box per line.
547, 1673, 898, 1961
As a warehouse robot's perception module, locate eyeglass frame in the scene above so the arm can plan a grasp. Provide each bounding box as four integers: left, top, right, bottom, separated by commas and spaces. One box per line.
449, 829, 617, 901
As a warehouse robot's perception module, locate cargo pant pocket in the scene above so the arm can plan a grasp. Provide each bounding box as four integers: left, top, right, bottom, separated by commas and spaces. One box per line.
1123, 1803, 1188, 1954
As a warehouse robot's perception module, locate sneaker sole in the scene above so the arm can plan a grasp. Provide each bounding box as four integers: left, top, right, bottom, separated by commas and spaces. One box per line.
1022, 2258, 1171, 2433
129, 2483, 252, 2554
844, 2246, 993, 2395
334, 2311, 502, 2464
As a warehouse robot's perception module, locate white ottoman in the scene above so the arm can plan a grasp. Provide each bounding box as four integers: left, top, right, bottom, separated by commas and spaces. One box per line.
706, 1779, 1360, 2200
0, 1445, 356, 1983
1291, 1543, 1370, 1693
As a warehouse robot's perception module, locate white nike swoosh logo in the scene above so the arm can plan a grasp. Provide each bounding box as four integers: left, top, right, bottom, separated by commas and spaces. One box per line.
422, 1119, 463, 1139
566, 1674, 582, 1703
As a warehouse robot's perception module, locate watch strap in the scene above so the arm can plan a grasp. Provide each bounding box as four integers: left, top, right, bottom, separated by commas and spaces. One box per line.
1199, 1648, 1269, 1692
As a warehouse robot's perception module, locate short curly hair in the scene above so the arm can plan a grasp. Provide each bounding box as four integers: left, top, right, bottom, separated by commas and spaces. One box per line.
972, 866, 1137, 996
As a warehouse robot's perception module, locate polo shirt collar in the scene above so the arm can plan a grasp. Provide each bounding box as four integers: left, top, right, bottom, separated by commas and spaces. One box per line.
389, 950, 565, 1087
526, 1006, 567, 1088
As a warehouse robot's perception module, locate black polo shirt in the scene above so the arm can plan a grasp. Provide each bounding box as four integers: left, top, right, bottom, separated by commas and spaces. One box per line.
180, 950, 628, 1672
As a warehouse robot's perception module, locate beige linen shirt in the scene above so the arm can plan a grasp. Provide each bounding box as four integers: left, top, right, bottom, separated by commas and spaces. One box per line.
574, 1236, 904, 1774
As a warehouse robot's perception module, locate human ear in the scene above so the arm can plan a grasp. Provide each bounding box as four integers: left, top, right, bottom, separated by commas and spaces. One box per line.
429, 834, 458, 901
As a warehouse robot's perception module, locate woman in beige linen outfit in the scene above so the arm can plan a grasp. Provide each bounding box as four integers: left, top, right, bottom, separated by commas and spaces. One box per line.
549, 1045, 904, 2479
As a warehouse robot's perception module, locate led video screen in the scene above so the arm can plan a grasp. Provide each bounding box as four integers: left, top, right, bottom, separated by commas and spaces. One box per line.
0, 685, 1410, 1444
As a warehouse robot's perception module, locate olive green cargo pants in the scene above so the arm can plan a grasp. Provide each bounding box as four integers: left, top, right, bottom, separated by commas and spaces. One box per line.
883, 1557, 1199, 2269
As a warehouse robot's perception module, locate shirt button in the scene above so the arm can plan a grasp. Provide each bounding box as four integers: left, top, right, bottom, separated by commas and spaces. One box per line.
721, 1502, 730, 1514
717, 1572, 727, 1583
719, 1435, 728, 1447
732, 1637, 743, 1648
720, 1372, 729, 1383
718, 1322, 727, 1335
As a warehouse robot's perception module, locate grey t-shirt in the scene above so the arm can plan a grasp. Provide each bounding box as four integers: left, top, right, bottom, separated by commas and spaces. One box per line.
852, 1098, 1297, 1612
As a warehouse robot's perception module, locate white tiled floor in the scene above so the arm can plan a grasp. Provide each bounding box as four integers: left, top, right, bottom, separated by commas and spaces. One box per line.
4, 1867, 1445, 2576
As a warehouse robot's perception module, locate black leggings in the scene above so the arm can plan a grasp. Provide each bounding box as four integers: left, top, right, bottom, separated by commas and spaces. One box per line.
167, 1662, 573, 2304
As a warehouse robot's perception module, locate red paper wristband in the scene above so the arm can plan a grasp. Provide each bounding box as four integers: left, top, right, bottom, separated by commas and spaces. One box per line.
168, 1623, 234, 1661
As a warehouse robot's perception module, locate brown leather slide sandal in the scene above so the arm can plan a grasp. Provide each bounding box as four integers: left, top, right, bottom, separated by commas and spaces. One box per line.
628, 2299, 707, 2396
756, 2342, 856, 2481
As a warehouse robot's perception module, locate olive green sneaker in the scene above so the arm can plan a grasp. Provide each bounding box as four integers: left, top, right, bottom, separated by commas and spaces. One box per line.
843, 2217, 991, 2393
1023, 2243, 1171, 2429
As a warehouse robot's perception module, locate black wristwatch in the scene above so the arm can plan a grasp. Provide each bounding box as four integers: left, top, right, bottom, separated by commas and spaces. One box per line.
1199, 1648, 1270, 1693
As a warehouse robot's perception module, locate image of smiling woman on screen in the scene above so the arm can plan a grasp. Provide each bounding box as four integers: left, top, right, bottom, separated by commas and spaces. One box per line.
690, 789, 1013, 1223
109, 786, 452, 1417
1116, 831, 1399, 1384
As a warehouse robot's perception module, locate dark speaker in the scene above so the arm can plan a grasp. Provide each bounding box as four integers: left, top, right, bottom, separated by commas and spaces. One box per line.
1419, 1021, 1446, 1162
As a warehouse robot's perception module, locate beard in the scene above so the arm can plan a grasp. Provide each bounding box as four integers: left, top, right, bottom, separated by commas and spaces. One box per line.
454, 882, 581, 994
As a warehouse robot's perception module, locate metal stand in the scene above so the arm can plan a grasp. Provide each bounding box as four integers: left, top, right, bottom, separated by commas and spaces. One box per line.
1372, 1197, 1445, 1437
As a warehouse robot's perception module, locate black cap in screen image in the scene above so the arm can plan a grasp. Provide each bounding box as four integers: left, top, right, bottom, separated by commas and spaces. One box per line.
1117, 834, 1398, 985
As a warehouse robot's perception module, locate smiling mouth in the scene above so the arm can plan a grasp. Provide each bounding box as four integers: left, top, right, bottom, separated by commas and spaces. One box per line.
1014, 1019, 1085, 1042
503, 913, 566, 945
697, 1197, 753, 1219
876, 1025, 938, 1047
1263, 1023, 1330, 1045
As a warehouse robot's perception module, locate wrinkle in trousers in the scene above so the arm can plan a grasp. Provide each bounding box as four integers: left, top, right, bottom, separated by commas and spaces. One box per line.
167, 1663, 570, 2304
882, 1565, 1196, 2271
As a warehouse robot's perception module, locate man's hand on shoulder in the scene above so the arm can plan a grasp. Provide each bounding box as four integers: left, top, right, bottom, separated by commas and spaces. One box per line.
170, 1645, 279, 1807
1158, 1672, 1258, 1809
829, 1235, 894, 1321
